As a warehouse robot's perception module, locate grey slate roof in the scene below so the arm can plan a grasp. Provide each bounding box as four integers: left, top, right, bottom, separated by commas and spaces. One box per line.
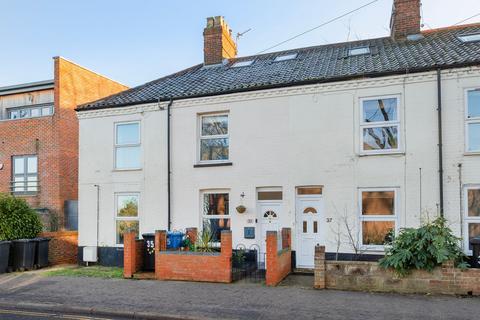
78, 24, 480, 111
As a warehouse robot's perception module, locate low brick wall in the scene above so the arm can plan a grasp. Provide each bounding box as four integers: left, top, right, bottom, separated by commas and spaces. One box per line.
314, 245, 480, 295
155, 230, 232, 283
123, 232, 144, 278
41, 231, 78, 265
266, 228, 292, 286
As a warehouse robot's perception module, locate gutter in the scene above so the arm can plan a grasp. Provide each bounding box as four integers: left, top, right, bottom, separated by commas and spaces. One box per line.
75, 61, 480, 111
437, 69, 444, 217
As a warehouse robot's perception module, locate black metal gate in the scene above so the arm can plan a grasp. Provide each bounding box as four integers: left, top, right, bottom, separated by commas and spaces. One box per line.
232, 244, 265, 283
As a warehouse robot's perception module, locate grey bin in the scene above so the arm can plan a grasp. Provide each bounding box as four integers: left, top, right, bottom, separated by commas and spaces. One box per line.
34, 238, 50, 268
470, 236, 480, 268
0, 241, 11, 274
12, 239, 36, 271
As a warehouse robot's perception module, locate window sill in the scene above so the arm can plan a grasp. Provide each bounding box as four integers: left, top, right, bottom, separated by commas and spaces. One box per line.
112, 168, 143, 172
464, 152, 480, 156
12, 193, 39, 197
358, 151, 405, 157
194, 162, 233, 168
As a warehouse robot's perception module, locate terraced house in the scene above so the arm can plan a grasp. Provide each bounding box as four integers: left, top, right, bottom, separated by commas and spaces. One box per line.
77, 0, 480, 268
0, 57, 127, 230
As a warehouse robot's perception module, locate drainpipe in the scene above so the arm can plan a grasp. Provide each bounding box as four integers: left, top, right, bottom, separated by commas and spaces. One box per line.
167, 99, 174, 230
93, 184, 100, 261
436, 69, 444, 217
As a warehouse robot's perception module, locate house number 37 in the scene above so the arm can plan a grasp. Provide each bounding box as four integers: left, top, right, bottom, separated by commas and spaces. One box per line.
326, 218, 332, 223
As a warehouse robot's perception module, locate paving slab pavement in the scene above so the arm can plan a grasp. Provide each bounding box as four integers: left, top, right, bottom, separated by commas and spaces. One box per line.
0, 272, 478, 320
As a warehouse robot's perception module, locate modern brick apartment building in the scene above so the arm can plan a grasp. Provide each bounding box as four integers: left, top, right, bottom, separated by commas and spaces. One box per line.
0, 57, 128, 229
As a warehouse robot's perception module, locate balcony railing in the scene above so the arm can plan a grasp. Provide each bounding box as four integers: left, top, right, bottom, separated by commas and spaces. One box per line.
10, 180, 40, 195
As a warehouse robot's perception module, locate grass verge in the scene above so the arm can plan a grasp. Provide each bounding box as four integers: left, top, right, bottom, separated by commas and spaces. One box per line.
44, 266, 123, 279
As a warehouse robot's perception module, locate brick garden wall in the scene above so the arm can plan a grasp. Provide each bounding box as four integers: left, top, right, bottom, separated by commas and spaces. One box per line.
123, 232, 143, 278
155, 230, 232, 283
314, 245, 480, 295
42, 231, 78, 265
265, 228, 292, 286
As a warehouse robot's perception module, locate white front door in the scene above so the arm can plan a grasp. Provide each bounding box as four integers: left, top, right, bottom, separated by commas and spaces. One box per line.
258, 201, 281, 265
296, 195, 324, 268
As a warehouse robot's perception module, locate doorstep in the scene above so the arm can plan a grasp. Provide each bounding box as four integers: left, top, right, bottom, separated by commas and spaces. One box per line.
132, 271, 155, 280
293, 268, 314, 275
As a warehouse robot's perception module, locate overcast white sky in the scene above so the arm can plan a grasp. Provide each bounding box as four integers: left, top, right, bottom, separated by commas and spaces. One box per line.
0, 0, 479, 87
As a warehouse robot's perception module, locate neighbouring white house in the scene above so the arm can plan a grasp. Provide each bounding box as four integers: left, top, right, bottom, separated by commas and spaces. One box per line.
76, 0, 480, 268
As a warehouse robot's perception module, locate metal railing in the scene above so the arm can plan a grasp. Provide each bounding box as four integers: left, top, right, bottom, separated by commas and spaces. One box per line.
10, 180, 40, 194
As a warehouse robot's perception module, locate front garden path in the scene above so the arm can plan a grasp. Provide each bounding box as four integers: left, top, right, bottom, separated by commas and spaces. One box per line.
0, 271, 478, 320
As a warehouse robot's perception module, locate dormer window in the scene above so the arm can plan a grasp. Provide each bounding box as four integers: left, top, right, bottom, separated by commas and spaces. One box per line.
274, 53, 298, 62
348, 46, 370, 56
231, 60, 254, 68
458, 33, 480, 43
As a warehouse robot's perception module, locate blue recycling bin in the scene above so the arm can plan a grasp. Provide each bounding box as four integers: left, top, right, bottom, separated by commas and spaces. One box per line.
167, 231, 184, 249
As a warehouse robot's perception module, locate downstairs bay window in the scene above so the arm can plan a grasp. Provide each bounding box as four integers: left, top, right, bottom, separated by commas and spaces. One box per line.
202, 191, 230, 243
359, 189, 397, 247
465, 186, 480, 254
115, 193, 139, 245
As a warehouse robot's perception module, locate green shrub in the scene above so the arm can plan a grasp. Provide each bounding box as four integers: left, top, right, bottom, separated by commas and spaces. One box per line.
0, 194, 43, 241
379, 217, 469, 276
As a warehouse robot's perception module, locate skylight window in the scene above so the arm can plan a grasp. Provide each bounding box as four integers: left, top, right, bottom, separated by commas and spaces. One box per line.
348, 46, 370, 56
458, 33, 480, 43
274, 53, 298, 62
231, 60, 254, 68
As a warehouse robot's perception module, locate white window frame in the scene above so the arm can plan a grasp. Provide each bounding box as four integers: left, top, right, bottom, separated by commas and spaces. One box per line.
464, 185, 480, 255
12, 155, 38, 194
200, 189, 231, 245
458, 33, 480, 43
465, 88, 480, 154
114, 121, 141, 170
358, 187, 399, 250
114, 193, 140, 246
197, 113, 229, 164
359, 95, 401, 155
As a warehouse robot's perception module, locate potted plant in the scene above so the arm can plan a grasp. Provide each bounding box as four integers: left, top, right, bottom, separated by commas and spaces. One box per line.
0, 194, 42, 271
236, 205, 247, 214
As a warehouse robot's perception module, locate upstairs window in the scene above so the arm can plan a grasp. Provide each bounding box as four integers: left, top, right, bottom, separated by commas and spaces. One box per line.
458, 33, 480, 43
199, 114, 229, 162
8, 104, 53, 120
359, 189, 397, 247
466, 89, 480, 152
115, 122, 141, 169
349, 46, 370, 56
360, 96, 400, 154
12, 155, 38, 194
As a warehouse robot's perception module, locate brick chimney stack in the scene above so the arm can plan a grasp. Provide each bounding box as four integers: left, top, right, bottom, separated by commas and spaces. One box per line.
203, 16, 237, 65
390, 0, 422, 40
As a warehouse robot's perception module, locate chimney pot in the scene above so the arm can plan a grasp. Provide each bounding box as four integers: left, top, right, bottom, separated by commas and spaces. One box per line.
203, 16, 237, 65
390, 0, 422, 40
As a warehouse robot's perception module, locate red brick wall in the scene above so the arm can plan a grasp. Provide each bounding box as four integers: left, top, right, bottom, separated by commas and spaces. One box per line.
266, 229, 292, 286
123, 232, 143, 278
0, 57, 128, 228
390, 0, 421, 39
315, 245, 480, 295
41, 231, 78, 265
155, 230, 232, 283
